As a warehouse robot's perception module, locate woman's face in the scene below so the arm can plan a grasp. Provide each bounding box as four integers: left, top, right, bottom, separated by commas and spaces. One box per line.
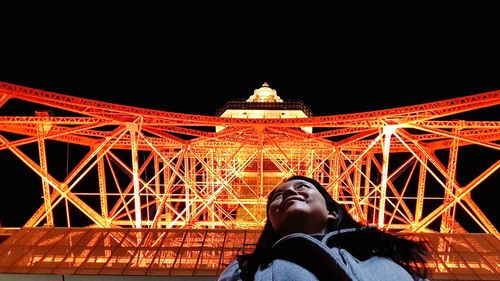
268, 179, 335, 237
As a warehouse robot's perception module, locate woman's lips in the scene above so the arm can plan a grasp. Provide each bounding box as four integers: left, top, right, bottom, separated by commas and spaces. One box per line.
280, 195, 305, 209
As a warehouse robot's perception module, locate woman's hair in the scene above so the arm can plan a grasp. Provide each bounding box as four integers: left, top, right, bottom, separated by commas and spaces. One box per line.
236, 175, 430, 281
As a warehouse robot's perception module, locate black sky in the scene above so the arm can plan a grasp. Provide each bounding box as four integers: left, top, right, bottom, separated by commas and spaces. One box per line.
0, 4, 499, 227
1, 4, 500, 116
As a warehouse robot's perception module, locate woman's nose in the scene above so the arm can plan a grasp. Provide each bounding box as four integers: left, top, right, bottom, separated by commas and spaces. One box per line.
282, 185, 299, 197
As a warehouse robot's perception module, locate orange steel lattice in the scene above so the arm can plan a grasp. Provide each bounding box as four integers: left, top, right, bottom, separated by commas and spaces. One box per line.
0, 81, 498, 238
0, 227, 498, 279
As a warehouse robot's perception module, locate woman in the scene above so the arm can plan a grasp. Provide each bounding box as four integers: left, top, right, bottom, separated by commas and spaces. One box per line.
218, 175, 430, 281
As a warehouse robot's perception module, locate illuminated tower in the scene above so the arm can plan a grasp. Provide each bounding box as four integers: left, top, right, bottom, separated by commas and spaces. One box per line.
216, 82, 314, 225
0, 81, 497, 234
0, 81, 499, 280
217, 82, 312, 133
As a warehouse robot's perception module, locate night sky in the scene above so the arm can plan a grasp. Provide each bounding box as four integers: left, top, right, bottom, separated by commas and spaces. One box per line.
1, 4, 500, 116
0, 4, 499, 228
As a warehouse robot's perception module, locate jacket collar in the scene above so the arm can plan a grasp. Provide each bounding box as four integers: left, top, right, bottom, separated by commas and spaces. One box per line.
322, 225, 377, 244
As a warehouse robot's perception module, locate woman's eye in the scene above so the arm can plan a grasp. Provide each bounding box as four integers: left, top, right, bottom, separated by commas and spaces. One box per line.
296, 184, 307, 189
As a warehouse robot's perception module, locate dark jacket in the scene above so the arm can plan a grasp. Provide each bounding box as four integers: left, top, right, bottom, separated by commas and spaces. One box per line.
217, 227, 426, 281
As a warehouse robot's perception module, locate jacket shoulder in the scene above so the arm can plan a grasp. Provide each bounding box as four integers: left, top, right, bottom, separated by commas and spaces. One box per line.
341, 250, 415, 281
217, 259, 241, 281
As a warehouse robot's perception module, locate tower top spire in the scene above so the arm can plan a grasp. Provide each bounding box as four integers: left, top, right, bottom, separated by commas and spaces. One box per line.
246, 82, 283, 103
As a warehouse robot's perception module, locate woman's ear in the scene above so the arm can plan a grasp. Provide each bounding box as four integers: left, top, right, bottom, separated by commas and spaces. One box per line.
326, 211, 339, 229
328, 211, 338, 220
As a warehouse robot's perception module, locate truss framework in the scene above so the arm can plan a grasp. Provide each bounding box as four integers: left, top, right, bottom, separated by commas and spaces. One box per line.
0, 82, 498, 238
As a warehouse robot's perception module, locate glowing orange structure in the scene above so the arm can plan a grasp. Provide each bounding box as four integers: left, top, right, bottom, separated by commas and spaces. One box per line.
0, 81, 499, 280
0, 81, 498, 239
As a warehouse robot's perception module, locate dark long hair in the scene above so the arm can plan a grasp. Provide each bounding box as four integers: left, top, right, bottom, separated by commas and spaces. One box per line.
236, 175, 429, 281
